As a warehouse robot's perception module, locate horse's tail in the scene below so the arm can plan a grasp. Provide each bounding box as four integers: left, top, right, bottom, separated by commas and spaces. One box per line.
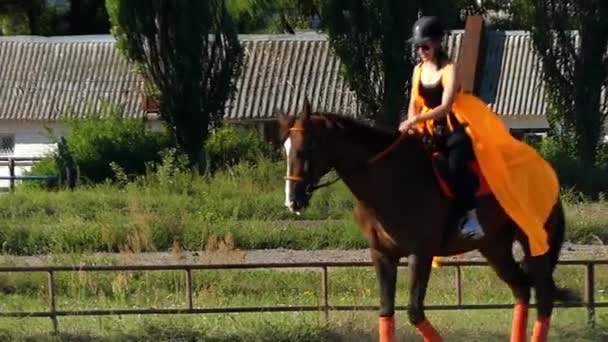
549, 200, 565, 270
549, 200, 582, 303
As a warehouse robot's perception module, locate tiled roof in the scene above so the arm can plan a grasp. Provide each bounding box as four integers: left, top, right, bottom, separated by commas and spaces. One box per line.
0, 35, 145, 121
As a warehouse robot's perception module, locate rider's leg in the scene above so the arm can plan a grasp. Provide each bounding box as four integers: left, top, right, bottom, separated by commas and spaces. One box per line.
446, 127, 483, 239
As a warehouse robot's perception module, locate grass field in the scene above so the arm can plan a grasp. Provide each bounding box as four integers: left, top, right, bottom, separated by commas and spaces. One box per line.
2, 158, 608, 256
0, 260, 607, 341
3, 159, 608, 340
1, 310, 607, 341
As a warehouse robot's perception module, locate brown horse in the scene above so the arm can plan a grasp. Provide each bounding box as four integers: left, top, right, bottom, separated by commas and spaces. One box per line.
277, 99, 579, 342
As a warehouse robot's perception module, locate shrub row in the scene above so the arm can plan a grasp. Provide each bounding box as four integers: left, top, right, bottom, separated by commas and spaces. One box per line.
27, 108, 276, 186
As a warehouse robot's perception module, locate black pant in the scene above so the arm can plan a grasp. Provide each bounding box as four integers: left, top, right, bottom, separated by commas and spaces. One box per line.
443, 127, 479, 211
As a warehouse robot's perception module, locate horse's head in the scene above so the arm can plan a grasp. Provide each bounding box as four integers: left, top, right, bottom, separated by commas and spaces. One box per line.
277, 99, 333, 214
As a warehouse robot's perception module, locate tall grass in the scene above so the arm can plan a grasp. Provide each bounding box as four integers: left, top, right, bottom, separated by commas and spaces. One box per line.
1, 157, 607, 255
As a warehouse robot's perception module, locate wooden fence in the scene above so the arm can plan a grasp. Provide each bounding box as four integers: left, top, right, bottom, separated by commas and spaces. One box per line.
0, 157, 58, 191
0, 259, 606, 334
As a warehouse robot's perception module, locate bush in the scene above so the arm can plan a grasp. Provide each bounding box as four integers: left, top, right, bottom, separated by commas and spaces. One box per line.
536, 136, 608, 198
27, 110, 281, 188
25, 157, 60, 189
594, 142, 608, 170
205, 125, 276, 172
28, 106, 171, 186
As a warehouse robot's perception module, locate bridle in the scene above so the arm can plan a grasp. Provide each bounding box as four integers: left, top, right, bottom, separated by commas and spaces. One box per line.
284, 125, 407, 194
284, 126, 340, 195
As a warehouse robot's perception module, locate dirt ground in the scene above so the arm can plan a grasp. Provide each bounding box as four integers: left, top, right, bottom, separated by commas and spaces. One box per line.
1, 242, 606, 267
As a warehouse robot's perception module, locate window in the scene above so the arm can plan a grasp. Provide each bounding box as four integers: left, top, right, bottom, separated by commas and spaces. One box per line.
0, 134, 15, 156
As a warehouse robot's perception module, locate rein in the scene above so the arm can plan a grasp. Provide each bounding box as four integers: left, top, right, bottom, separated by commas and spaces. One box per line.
284, 126, 407, 192
367, 133, 407, 164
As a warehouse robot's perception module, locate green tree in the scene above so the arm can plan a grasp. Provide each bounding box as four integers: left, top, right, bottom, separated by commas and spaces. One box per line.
226, 0, 321, 33
321, 1, 469, 127
0, 0, 48, 35
513, 0, 608, 168
68, 0, 110, 34
0, 0, 111, 36
106, 0, 243, 170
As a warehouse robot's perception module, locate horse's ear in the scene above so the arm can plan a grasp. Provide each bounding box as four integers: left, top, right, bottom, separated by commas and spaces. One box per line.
276, 111, 294, 142
300, 98, 312, 121
277, 110, 291, 129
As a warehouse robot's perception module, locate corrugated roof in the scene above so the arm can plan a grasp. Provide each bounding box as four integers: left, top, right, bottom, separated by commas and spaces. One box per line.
445, 30, 465, 63
225, 34, 359, 120
8, 31, 567, 123
478, 30, 608, 118
478, 31, 548, 116
0, 35, 145, 121
227, 31, 464, 120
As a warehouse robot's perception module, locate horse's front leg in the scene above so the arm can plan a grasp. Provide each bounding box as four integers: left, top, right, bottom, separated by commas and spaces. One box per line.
371, 248, 398, 342
408, 254, 443, 342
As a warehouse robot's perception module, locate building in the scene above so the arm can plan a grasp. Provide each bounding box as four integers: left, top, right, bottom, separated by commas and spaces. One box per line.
0, 17, 598, 186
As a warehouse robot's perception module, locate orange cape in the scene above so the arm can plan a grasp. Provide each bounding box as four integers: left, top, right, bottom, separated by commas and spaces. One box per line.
412, 66, 559, 256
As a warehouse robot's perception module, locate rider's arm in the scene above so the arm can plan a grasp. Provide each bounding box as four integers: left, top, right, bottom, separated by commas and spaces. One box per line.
406, 65, 419, 120
411, 63, 458, 123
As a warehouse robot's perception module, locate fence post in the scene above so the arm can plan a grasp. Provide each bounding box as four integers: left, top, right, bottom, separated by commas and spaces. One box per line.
321, 266, 329, 321
8, 158, 15, 192
186, 268, 193, 310
48, 270, 58, 334
585, 263, 595, 327
456, 265, 463, 307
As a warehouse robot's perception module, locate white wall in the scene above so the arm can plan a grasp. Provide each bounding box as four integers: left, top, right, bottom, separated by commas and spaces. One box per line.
501, 115, 549, 131
0, 121, 65, 189
0, 119, 166, 189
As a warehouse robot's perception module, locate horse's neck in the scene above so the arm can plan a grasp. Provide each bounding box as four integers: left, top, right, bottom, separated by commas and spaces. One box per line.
327, 131, 433, 201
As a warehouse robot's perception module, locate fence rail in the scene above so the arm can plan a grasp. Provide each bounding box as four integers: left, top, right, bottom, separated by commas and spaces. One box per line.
0, 157, 57, 191
1, 260, 606, 334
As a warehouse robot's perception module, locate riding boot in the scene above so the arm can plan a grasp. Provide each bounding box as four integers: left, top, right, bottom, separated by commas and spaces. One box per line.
460, 209, 484, 239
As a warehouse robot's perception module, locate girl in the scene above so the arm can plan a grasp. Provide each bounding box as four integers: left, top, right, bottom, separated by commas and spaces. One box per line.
399, 16, 484, 239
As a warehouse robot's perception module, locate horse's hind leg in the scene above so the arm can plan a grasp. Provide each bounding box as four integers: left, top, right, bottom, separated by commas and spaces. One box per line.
371, 248, 398, 342
520, 200, 580, 342
526, 254, 555, 342
407, 254, 443, 342
479, 233, 531, 342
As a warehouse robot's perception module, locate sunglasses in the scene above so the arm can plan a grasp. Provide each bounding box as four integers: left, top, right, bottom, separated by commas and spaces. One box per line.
416, 44, 431, 51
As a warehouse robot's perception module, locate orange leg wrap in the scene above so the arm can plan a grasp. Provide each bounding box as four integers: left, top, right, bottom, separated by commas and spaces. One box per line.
531, 316, 551, 342
415, 319, 443, 342
378, 316, 395, 342
510, 303, 528, 342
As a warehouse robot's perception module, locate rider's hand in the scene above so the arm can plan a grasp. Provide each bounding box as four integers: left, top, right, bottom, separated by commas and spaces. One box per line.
398, 117, 417, 134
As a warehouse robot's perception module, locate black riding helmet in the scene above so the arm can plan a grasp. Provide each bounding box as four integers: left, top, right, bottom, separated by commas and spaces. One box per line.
408, 16, 445, 46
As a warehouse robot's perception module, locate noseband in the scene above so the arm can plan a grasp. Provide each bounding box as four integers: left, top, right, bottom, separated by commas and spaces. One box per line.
284, 127, 306, 183
284, 126, 335, 193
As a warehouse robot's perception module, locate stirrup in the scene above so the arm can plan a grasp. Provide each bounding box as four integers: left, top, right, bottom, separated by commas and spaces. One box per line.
459, 209, 484, 240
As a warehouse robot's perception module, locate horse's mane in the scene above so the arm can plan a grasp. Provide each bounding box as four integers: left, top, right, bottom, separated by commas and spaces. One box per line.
315, 112, 401, 148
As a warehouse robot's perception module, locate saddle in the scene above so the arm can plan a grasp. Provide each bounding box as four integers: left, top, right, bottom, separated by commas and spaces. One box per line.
431, 152, 491, 198
421, 125, 492, 199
